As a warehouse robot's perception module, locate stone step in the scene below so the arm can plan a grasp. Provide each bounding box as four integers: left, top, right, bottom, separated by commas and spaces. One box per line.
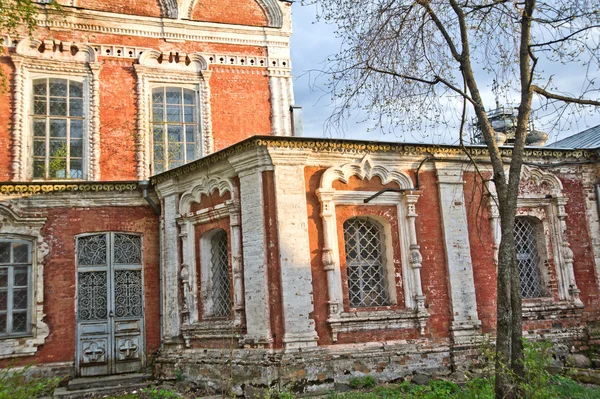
53, 382, 150, 399
66, 372, 150, 391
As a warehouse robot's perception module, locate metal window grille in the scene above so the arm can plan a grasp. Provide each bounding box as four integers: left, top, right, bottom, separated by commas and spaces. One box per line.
32, 78, 85, 179
344, 218, 390, 308
0, 240, 32, 336
151, 87, 199, 173
514, 217, 544, 298
210, 230, 231, 318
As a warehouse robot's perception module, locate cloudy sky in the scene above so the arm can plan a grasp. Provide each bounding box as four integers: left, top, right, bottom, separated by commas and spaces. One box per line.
288, 2, 600, 145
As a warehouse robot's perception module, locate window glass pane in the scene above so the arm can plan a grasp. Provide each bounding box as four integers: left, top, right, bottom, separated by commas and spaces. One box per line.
168, 141, 183, 162
152, 106, 164, 122
49, 97, 67, 116
50, 139, 67, 156
186, 144, 195, 161
70, 139, 83, 158
13, 243, 29, 264
33, 160, 46, 178
50, 119, 67, 138
0, 269, 7, 287
183, 90, 194, 105
168, 125, 182, 142
0, 291, 6, 311
0, 243, 10, 263
166, 105, 182, 122
33, 119, 46, 137
14, 267, 28, 286
153, 125, 164, 144
50, 158, 67, 178
33, 80, 46, 96
71, 119, 83, 138
0, 314, 6, 334
70, 160, 83, 179
185, 125, 195, 143
33, 140, 46, 157
49, 79, 68, 96
13, 288, 28, 310
152, 89, 164, 104
12, 312, 28, 333
69, 81, 83, 98
165, 88, 182, 104
184, 106, 195, 123
70, 98, 83, 117
33, 98, 47, 115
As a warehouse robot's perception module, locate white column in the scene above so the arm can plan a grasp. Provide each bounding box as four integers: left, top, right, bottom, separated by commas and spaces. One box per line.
230, 150, 273, 346
228, 192, 245, 327
157, 185, 182, 340
436, 164, 481, 342
270, 154, 318, 349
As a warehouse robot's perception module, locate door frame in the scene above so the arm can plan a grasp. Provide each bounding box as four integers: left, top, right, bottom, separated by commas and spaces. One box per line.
74, 231, 146, 377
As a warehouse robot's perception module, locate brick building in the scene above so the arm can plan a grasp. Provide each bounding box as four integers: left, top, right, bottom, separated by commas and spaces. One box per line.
1, 0, 600, 394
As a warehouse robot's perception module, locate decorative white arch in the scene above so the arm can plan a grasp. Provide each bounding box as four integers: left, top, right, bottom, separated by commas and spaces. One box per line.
321, 155, 415, 190
316, 155, 428, 340
179, 176, 234, 216
160, 0, 283, 28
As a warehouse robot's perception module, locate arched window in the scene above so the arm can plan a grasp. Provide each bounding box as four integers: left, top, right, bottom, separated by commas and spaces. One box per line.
32, 78, 85, 179
200, 229, 231, 318
343, 218, 390, 308
151, 87, 199, 173
514, 217, 545, 298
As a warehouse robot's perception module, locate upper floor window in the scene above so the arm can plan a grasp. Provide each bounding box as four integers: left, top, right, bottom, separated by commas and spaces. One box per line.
0, 239, 32, 338
515, 216, 546, 299
32, 78, 85, 179
343, 217, 391, 308
151, 87, 199, 174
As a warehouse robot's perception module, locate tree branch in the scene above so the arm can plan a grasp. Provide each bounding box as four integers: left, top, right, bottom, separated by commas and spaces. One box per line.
532, 85, 600, 106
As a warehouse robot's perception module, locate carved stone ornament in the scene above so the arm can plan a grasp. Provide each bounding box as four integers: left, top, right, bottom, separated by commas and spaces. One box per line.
0, 205, 49, 359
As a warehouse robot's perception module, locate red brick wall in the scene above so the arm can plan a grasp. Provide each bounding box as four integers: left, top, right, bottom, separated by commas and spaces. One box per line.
0, 205, 160, 367
305, 167, 452, 345
67, 0, 163, 18
190, 0, 268, 26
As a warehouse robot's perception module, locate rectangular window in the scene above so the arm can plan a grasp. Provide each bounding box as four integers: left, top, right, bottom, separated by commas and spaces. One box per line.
151, 87, 199, 174
0, 240, 32, 337
32, 78, 85, 179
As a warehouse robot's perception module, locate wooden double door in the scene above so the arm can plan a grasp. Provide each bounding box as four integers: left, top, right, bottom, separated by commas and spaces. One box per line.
75, 233, 145, 377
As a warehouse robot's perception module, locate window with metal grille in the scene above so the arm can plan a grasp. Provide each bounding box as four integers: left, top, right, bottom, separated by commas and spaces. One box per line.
343, 218, 390, 308
514, 217, 545, 298
151, 87, 199, 174
0, 240, 32, 337
209, 230, 231, 318
32, 78, 85, 179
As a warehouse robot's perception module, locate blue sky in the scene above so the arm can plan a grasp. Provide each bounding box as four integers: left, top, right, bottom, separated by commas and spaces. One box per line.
289, 2, 600, 145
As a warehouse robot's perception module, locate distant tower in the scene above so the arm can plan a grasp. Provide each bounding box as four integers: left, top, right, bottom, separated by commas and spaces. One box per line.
470, 80, 548, 146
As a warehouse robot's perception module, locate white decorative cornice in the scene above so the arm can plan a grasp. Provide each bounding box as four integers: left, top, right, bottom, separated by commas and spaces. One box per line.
321, 154, 414, 190
138, 50, 208, 72
16, 38, 96, 62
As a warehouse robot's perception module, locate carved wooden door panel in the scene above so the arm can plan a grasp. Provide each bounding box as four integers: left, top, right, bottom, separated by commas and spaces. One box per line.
76, 233, 145, 377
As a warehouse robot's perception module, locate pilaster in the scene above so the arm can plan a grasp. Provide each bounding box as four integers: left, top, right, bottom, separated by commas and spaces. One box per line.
435, 163, 481, 343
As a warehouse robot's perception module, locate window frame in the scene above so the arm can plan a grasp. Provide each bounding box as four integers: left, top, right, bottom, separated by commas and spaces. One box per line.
514, 215, 549, 299
0, 239, 33, 338
29, 75, 90, 180
149, 84, 202, 174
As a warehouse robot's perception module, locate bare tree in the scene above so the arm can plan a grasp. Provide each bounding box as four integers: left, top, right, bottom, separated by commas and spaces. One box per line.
301, 0, 600, 397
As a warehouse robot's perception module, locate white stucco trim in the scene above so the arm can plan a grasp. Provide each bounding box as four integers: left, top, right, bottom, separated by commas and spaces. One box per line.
0, 205, 49, 358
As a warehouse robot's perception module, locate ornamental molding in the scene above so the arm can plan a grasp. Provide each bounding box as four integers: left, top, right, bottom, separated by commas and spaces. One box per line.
321, 154, 415, 190
519, 165, 564, 198
149, 137, 597, 185
11, 38, 101, 181
0, 205, 49, 359
0, 182, 139, 196
138, 50, 208, 73
178, 176, 235, 215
